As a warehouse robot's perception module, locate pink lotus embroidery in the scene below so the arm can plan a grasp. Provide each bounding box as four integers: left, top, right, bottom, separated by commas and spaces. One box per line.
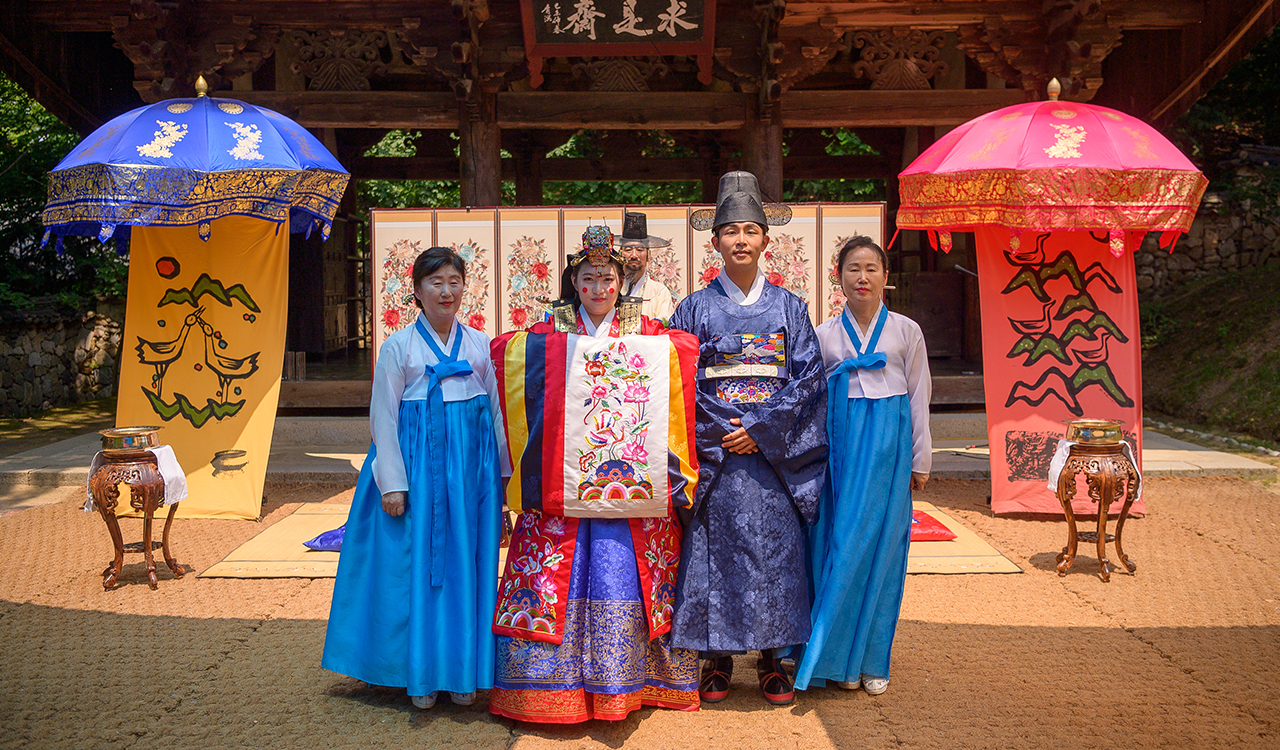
627, 352, 648, 369
621, 440, 649, 463
623, 383, 651, 403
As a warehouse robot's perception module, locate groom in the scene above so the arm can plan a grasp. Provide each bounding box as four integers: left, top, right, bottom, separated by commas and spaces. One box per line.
668, 171, 828, 706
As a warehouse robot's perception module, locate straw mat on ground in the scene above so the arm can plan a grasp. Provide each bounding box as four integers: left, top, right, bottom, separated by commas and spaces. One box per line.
199, 502, 349, 578
908, 501, 1022, 574
196, 498, 1015, 579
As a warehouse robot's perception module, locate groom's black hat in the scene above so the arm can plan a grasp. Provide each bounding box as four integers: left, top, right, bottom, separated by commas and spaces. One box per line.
690, 171, 792, 232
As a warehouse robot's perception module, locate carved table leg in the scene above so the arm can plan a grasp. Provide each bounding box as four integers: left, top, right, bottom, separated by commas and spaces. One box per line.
1055, 470, 1079, 576
1094, 465, 1113, 583
136, 484, 160, 590
97, 505, 125, 590
161, 502, 183, 577
1113, 460, 1139, 574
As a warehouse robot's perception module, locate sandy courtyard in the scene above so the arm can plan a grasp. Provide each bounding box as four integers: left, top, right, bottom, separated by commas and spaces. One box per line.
1, 476, 1278, 749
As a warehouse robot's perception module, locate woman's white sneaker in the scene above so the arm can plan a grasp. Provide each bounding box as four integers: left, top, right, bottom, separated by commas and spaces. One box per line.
862, 677, 889, 695
450, 691, 476, 706
836, 680, 861, 690
411, 692, 438, 709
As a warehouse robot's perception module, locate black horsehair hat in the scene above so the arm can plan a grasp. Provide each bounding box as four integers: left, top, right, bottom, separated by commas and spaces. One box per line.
690, 171, 792, 232
618, 211, 671, 249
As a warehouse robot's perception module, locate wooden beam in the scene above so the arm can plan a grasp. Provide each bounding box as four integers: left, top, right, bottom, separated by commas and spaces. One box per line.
349, 155, 891, 182
1147, 0, 1278, 125
784, 154, 892, 179
232, 90, 749, 130
22, 2, 473, 31
232, 89, 1026, 129
496, 92, 750, 130
780, 1, 1203, 29
349, 157, 463, 180
0, 31, 101, 134
781, 89, 1025, 127
27, 1, 1205, 32
229, 91, 460, 129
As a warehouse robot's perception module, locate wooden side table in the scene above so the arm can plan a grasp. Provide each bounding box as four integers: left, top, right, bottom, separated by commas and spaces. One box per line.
88, 448, 183, 590
1054, 442, 1139, 582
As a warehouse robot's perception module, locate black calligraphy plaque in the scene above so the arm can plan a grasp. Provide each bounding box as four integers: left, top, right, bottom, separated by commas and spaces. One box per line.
520, 0, 716, 87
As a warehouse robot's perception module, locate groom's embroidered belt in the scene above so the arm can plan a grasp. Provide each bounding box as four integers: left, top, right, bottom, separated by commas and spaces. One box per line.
698, 364, 787, 379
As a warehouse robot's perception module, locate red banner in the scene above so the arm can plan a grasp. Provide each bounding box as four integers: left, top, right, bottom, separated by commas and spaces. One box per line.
975, 227, 1145, 516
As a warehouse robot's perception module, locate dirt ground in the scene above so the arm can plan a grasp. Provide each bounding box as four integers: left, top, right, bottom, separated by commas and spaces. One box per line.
1, 476, 1278, 750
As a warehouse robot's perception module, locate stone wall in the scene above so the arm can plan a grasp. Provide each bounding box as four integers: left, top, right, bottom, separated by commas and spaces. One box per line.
0, 300, 124, 417
1135, 211, 1280, 294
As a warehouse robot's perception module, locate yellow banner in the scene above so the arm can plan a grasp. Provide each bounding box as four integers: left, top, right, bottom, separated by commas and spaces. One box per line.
116, 216, 288, 519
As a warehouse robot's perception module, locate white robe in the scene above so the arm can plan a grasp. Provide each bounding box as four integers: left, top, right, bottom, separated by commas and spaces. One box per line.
623, 273, 677, 320
814, 303, 933, 474
370, 314, 510, 494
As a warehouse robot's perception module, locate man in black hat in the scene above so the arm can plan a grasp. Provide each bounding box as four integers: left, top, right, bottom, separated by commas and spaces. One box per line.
668, 171, 828, 706
618, 210, 677, 321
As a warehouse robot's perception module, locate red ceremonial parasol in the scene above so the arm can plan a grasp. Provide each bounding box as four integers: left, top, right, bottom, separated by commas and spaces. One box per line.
896, 80, 1208, 256
891, 80, 1212, 518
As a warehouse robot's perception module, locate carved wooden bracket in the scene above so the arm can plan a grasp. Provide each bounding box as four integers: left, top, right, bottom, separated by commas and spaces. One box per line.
287, 29, 389, 91
572, 57, 670, 92
850, 28, 949, 90
756, 0, 786, 114
957, 1, 1121, 101
713, 5, 843, 109
111, 0, 278, 101
399, 4, 522, 122
772, 10, 847, 92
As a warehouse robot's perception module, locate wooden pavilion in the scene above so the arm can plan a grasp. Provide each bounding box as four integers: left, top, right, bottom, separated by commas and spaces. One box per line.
3, 1, 1275, 401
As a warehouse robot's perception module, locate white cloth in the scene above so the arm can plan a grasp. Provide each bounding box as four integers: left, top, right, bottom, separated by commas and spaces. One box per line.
577, 305, 617, 338
150, 445, 188, 504
83, 445, 188, 512
1046, 439, 1143, 501
624, 273, 676, 321
815, 303, 933, 474
370, 313, 510, 495
719, 268, 767, 306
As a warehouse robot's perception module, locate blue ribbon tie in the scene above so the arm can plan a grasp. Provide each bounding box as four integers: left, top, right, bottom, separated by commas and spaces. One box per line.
828, 305, 889, 482
415, 317, 473, 587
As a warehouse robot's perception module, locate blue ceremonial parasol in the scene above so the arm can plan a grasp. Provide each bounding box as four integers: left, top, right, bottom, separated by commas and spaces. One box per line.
42, 77, 349, 250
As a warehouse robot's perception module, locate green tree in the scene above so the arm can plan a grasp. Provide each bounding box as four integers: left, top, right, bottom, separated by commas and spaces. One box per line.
784, 128, 882, 202
1172, 28, 1280, 204
543, 131, 700, 205
0, 73, 127, 309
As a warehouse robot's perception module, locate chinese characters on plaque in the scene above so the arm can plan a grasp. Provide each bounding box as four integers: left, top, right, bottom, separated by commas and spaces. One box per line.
536, 0, 705, 43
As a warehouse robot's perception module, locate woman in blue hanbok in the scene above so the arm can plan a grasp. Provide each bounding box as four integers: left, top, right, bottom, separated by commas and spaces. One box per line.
322, 246, 507, 709
796, 236, 932, 697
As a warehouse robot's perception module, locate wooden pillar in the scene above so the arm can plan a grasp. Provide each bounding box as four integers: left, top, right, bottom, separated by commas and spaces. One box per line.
740, 104, 783, 201
459, 92, 500, 207
699, 138, 722, 204
513, 135, 544, 206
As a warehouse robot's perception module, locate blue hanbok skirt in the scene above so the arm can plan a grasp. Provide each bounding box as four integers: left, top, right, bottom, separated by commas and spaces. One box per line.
321, 395, 502, 696
796, 393, 913, 689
